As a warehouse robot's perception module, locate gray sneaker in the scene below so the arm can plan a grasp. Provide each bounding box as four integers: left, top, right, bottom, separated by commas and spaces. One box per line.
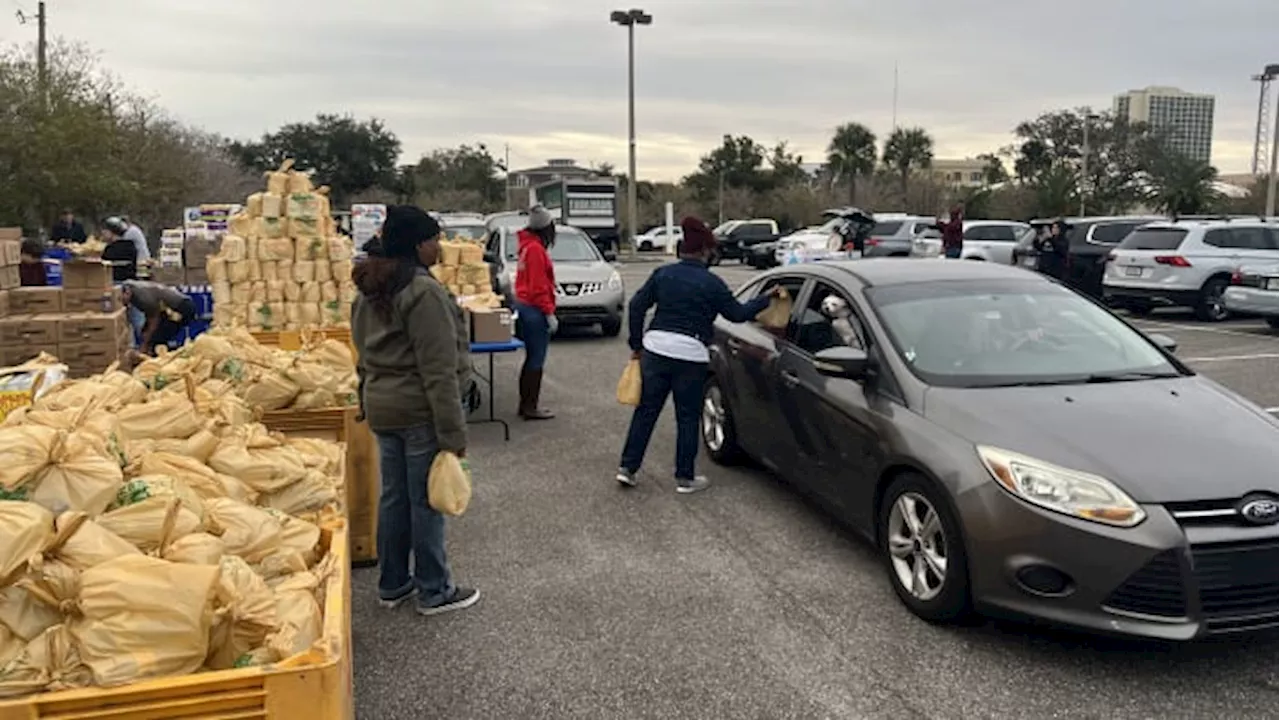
616, 467, 638, 488
377, 584, 418, 609
417, 587, 480, 617
675, 475, 711, 494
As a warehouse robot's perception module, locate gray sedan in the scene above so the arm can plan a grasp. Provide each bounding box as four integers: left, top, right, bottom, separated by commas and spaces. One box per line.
703, 259, 1278, 639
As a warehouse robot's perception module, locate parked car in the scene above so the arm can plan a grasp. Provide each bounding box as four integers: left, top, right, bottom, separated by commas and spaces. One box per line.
1104, 218, 1279, 321
438, 212, 488, 241
1224, 263, 1280, 328
483, 223, 625, 336
773, 208, 877, 265
862, 214, 937, 257
702, 258, 1278, 639
1015, 216, 1165, 298
912, 221, 1033, 264
634, 225, 683, 252
706, 218, 781, 264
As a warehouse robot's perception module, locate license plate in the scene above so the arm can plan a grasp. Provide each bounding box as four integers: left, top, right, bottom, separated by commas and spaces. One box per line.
1124, 266, 1143, 277
1267, 278, 1278, 291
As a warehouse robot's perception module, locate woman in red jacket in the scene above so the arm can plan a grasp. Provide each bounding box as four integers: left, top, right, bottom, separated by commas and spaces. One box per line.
513, 205, 558, 420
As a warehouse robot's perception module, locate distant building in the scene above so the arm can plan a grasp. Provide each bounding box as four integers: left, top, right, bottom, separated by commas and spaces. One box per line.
929, 158, 988, 189
1113, 86, 1215, 165
507, 158, 599, 189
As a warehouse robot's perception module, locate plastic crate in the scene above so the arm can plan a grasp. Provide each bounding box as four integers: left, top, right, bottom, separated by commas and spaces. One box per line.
0, 523, 354, 720
260, 407, 377, 567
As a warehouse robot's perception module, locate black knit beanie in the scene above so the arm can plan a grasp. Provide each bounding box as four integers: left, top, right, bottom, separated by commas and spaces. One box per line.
381, 205, 441, 260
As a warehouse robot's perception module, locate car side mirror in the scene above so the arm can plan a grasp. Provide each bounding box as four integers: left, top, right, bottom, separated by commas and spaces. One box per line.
483, 251, 497, 263
813, 346, 870, 380
1148, 332, 1178, 354
603, 250, 617, 262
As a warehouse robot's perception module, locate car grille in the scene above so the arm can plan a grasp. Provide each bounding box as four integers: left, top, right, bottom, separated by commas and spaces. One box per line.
1102, 550, 1187, 619
1191, 540, 1279, 632
557, 282, 602, 297
1167, 495, 1279, 527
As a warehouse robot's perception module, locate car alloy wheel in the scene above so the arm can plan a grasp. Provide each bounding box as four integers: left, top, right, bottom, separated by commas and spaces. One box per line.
1196, 277, 1230, 322
700, 378, 742, 464
887, 492, 948, 601
878, 473, 970, 622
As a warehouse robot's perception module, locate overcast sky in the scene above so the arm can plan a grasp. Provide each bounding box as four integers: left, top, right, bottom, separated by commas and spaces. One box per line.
11, 0, 1278, 180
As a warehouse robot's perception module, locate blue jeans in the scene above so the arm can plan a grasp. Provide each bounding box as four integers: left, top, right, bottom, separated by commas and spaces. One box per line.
374, 424, 454, 607
515, 301, 550, 371
620, 350, 708, 480
128, 306, 145, 348
944, 246, 962, 259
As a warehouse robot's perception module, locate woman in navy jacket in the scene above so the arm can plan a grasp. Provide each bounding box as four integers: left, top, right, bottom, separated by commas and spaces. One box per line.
615, 217, 779, 494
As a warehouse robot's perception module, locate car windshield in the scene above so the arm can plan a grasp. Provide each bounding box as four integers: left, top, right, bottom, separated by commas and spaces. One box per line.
871, 221, 904, 236
445, 224, 486, 240
712, 221, 740, 235
549, 231, 601, 262
1117, 227, 1187, 251
867, 279, 1181, 388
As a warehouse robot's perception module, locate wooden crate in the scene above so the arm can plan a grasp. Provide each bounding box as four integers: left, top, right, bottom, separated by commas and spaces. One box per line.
261, 406, 378, 566
250, 328, 354, 356
0, 524, 354, 720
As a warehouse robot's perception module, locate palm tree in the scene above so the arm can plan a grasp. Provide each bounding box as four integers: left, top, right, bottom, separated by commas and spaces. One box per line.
882, 127, 935, 197
1146, 154, 1221, 215
826, 123, 878, 205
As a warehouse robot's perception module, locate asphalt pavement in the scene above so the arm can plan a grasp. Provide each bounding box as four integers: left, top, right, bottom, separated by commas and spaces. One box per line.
352, 258, 1279, 720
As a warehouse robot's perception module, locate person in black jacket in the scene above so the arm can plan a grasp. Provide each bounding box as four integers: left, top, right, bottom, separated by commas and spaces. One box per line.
1036, 220, 1070, 281
615, 216, 781, 494
100, 217, 138, 282
50, 210, 87, 244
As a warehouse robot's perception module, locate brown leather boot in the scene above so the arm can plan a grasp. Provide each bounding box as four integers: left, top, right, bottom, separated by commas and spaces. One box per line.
520, 369, 554, 420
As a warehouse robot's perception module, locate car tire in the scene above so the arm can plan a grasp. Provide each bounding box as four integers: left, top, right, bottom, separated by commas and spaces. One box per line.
1126, 300, 1154, 317
601, 319, 622, 337
1194, 276, 1230, 322
878, 473, 971, 623
639, 241, 653, 252
701, 375, 743, 465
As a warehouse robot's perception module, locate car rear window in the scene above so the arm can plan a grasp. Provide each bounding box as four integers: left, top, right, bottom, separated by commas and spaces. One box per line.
1090, 222, 1145, 244
871, 221, 903, 236
1118, 228, 1187, 251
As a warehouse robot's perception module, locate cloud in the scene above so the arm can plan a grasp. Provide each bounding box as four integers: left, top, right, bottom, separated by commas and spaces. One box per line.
36, 0, 1279, 180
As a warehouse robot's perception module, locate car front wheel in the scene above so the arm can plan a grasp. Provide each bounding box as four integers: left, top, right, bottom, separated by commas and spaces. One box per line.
1195, 277, 1230, 322
701, 376, 742, 465
879, 473, 970, 623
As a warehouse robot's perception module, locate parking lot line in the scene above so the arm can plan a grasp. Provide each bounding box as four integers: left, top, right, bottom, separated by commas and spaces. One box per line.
1132, 319, 1275, 338
1181, 353, 1280, 363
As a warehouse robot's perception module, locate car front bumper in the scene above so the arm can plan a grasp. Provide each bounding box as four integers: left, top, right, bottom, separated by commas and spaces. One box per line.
959, 481, 1278, 640
1223, 286, 1279, 317
555, 287, 625, 326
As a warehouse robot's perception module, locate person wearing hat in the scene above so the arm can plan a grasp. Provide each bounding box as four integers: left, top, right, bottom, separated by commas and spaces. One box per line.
512, 204, 558, 420
99, 217, 139, 283
351, 205, 479, 617
615, 216, 782, 494
120, 280, 197, 355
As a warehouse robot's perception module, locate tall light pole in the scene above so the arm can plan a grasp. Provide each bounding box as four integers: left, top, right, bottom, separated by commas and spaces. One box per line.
1080, 113, 1099, 217
611, 8, 651, 256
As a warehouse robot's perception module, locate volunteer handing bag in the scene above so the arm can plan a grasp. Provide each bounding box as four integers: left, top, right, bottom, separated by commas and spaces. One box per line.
755, 286, 792, 329
428, 451, 471, 517
616, 359, 642, 406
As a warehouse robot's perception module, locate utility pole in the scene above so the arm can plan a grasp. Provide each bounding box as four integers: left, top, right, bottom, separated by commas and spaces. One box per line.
611, 9, 652, 257
37, 1, 47, 101
717, 171, 725, 225
1251, 64, 1279, 176
1080, 113, 1098, 217
504, 144, 512, 210
1267, 98, 1278, 217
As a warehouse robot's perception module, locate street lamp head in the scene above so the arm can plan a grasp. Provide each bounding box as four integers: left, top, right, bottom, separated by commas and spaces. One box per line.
610, 10, 630, 24
611, 8, 652, 25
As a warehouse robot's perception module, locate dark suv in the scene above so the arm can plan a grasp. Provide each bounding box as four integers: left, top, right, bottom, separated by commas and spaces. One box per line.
1014, 216, 1164, 299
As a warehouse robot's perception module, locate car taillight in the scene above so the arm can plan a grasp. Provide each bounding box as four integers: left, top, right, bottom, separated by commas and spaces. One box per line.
865, 237, 882, 246
1154, 255, 1191, 267
1230, 269, 1243, 284
1106, 252, 1116, 262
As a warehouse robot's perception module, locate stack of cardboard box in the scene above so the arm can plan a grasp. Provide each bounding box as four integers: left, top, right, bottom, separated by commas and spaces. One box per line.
183, 229, 219, 286
0, 265, 132, 375
0, 228, 21, 313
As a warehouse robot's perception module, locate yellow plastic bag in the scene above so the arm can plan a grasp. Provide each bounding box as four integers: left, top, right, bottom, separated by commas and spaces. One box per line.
258, 471, 337, 516
208, 430, 307, 493
756, 287, 792, 329
69, 554, 221, 687
265, 571, 323, 660
161, 532, 226, 566
206, 555, 280, 670
204, 498, 283, 563
97, 478, 205, 553
116, 394, 204, 441
427, 452, 471, 517
0, 425, 61, 495
49, 512, 140, 571
0, 624, 92, 699
0, 502, 54, 585
29, 433, 124, 517
616, 359, 642, 406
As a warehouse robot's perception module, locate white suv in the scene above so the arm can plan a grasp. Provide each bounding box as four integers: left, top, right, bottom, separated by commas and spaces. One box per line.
911, 220, 1032, 263
1103, 218, 1279, 321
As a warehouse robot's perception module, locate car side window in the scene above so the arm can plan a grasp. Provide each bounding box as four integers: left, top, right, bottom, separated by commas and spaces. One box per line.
987, 226, 1018, 242
1203, 228, 1233, 248
963, 225, 987, 241
1232, 227, 1278, 251
786, 282, 865, 354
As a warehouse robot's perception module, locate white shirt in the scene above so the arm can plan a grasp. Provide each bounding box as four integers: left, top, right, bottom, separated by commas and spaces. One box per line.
123, 225, 151, 261
642, 330, 710, 363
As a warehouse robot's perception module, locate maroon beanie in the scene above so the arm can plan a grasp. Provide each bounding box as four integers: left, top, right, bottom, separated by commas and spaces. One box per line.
680, 216, 717, 254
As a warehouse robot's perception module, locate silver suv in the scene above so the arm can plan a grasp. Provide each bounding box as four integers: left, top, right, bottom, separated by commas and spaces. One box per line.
863, 214, 937, 257
1103, 218, 1279, 321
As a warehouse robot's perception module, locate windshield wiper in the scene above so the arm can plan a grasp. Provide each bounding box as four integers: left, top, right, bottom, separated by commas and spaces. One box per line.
1082, 371, 1180, 383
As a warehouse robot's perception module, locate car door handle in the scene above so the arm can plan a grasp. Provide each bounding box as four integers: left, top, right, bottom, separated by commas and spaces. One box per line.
780, 370, 800, 388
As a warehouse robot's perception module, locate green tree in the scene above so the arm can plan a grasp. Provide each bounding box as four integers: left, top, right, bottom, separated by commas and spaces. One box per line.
229, 114, 401, 207
1145, 154, 1221, 215
683, 134, 770, 201
826, 122, 878, 204
406, 144, 506, 211
976, 152, 1009, 186
881, 127, 935, 197
767, 141, 808, 188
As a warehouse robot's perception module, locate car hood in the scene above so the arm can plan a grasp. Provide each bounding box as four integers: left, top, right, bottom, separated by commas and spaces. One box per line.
554, 261, 615, 282
924, 377, 1279, 503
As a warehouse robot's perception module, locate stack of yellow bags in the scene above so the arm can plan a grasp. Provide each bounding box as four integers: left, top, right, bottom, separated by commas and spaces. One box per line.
429, 240, 496, 300
206, 161, 358, 332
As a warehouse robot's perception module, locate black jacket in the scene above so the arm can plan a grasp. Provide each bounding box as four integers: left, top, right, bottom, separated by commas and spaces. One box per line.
1036, 234, 1069, 280
50, 220, 87, 243
101, 239, 138, 282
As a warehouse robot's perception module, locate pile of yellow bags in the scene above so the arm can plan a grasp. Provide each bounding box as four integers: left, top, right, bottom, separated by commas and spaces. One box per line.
129, 328, 358, 412
207, 160, 357, 331
430, 240, 494, 298
0, 352, 347, 699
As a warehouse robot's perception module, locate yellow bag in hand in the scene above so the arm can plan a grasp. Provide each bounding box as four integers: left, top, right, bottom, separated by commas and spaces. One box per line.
616, 359, 641, 406
427, 452, 471, 517
756, 287, 793, 329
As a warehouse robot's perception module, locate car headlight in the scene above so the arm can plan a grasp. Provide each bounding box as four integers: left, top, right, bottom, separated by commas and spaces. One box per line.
976, 446, 1146, 527
607, 271, 622, 291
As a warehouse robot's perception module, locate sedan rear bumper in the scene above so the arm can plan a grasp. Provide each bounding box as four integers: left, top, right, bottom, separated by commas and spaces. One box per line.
1102, 285, 1201, 308
1223, 286, 1279, 317
959, 482, 1278, 640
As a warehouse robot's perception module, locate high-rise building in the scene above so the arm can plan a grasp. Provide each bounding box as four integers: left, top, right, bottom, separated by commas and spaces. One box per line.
1112, 86, 1216, 165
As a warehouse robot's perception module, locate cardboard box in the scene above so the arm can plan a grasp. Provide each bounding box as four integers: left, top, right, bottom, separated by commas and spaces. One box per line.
0, 240, 20, 266
151, 266, 184, 286
64, 288, 123, 313
183, 237, 219, 268
59, 309, 125, 344
0, 290, 7, 318
61, 261, 113, 290
184, 267, 209, 286
0, 345, 47, 367
0, 266, 19, 290
0, 228, 21, 242
10, 287, 62, 314
18, 314, 61, 345
59, 340, 118, 367
470, 307, 513, 344
0, 315, 27, 345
